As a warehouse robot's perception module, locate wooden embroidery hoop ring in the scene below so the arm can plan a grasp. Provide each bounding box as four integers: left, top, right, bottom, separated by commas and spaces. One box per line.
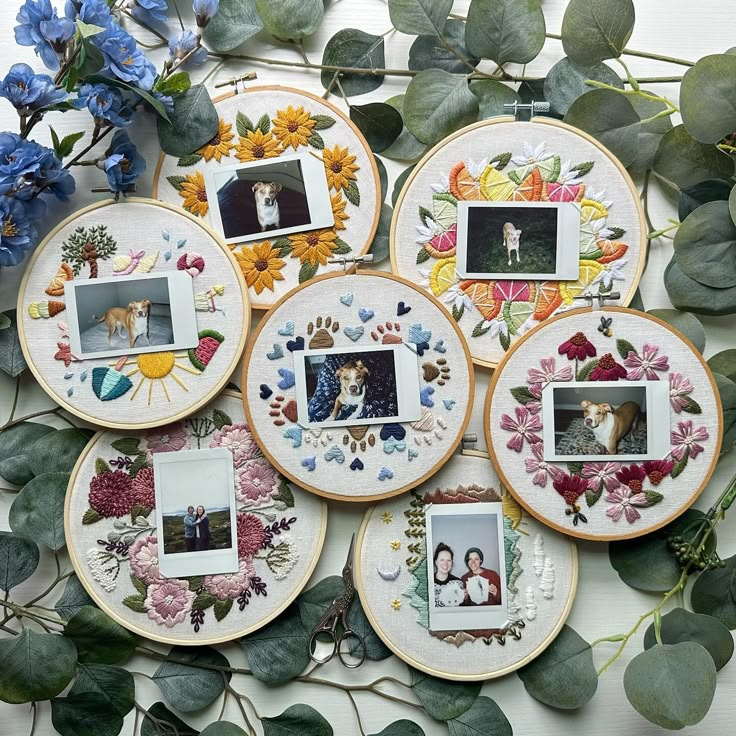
353, 448, 579, 681
484, 306, 724, 542
63, 391, 329, 646
16, 197, 250, 431
389, 115, 648, 370
151, 85, 382, 310
241, 270, 475, 502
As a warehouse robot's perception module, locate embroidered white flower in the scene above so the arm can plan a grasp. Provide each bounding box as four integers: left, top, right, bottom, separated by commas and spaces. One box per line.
591, 258, 628, 289
586, 216, 615, 241
441, 282, 474, 312
484, 318, 509, 338
268, 536, 300, 581
431, 172, 449, 193
415, 219, 442, 244
517, 314, 540, 336
465, 156, 489, 179
511, 141, 547, 167
585, 187, 613, 210
557, 160, 584, 185
86, 549, 118, 592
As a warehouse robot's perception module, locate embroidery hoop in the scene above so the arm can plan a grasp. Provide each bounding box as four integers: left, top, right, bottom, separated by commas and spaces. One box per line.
16, 197, 248, 430
151, 85, 381, 310
485, 307, 723, 542
63, 390, 328, 646
242, 269, 474, 502
390, 114, 647, 369
353, 448, 578, 681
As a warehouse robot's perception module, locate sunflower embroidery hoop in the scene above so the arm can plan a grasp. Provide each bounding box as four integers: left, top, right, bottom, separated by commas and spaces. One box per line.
390, 107, 647, 369
152, 85, 381, 310
353, 445, 578, 681
485, 306, 723, 542
17, 198, 248, 430
242, 269, 474, 502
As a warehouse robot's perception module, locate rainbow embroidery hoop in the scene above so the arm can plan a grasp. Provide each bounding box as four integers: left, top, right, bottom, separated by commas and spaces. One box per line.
354, 445, 578, 681
485, 306, 722, 541
390, 106, 647, 369
152, 85, 381, 310
16, 198, 248, 430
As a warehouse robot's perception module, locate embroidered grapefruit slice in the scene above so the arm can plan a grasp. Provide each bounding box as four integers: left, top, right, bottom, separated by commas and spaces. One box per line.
511, 168, 544, 201
559, 260, 605, 305
429, 257, 457, 297
533, 281, 563, 320
494, 280, 536, 303
478, 165, 515, 201
425, 223, 457, 258
547, 181, 586, 202
449, 162, 482, 200
432, 193, 457, 230
580, 198, 608, 222
502, 300, 535, 336
597, 240, 629, 264
459, 280, 500, 321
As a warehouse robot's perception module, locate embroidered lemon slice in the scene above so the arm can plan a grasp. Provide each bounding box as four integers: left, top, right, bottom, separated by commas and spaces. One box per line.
580, 198, 608, 222
432, 193, 457, 230
459, 280, 500, 321
502, 300, 535, 335
533, 281, 563, 320
449, 162, 482, 200
597, 240, 629, 264
511, 169, 544, 201
559, 260, 605, 305
478, 165, 515, 201
428, 256, 457, 296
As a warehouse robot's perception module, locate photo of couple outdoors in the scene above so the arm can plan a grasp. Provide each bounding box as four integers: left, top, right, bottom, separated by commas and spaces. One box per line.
160, 502, 234, 555
433, 543, 502, 608
184, 505, 210, 552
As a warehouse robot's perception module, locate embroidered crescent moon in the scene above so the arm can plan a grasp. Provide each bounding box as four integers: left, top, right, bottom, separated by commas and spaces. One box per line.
376, 565, 401, 581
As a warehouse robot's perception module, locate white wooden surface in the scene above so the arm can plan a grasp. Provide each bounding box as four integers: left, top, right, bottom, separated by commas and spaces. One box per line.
1, 1, 735, 733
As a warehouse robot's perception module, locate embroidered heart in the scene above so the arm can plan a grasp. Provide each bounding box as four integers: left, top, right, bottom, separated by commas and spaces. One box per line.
267, 343, 284, 360
358, 308, 374, 323
301, 456, 316, 471
283, 426, 302, 448
343, 325, 364, 342
411, 407, 435, 432
340, 293, 354, 306
434, 339, 446, 353
260, 384, 273, 400
443, 398, 456, 410
409, 323, 432, 346
278, 320, 295, 336
397, 301, 411, 316
378, 467, 394, 481
80, 371, 87, 382
408, 448, 419, 461
277, 368, 295, 389
286, 336, 305, 352
383, 437, 406, 454
324, 445, 345, 464
420, 386, 435, 407
350, 457, 364, 471
282, 399, 298, 423
380, 423, 406, 441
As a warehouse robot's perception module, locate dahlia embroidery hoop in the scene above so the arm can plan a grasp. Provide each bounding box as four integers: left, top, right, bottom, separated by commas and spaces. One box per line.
485, 307, 723, 542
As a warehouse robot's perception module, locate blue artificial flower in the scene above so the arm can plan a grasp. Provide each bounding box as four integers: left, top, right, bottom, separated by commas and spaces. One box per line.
72, 82, 133, 127
0, 194, 37, 266
92, 25, 157, 91
168, 30, 208, 67
15, 0, 74, 70
64, 0, 113, 26
103, 130, 146, 192
0, 63, 67, 111
193, 0, 219, 28
152, 90, 175, 116
131, 0, 168, 24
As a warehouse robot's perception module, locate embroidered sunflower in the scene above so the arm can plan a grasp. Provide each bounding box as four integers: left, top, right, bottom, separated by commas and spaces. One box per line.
289, 228, 338, 267
323, 144, 359, 192
235, 241, 285, 295
331, 192, 349, 231
272, 105, 316, 149
196, 119, 234, 162
178, 171, 208, 217
236, 128, 282, 162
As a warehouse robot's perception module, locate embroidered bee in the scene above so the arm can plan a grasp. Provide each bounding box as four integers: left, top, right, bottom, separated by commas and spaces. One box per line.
598, 316, 613, 337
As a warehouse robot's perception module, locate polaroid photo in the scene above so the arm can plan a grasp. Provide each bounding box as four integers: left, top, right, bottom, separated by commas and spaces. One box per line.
425, 503, 508, 632
204, 153, 333, 245
456, 201, 580, 280
153, 448, 238, 578
292, 344, 422, 428
542, 380, 671, 462
64, 271, 198, 361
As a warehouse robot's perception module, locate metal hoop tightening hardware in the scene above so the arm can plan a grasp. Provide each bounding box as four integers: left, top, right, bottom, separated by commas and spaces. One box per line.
327, 253, 374, 273
503, 100, 551, 121
573, 291, 621, 311
214, 72, 258, 94
462, 433, 478, 451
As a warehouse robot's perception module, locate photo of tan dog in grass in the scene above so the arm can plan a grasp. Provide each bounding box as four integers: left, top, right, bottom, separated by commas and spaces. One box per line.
93, 299, 151, 349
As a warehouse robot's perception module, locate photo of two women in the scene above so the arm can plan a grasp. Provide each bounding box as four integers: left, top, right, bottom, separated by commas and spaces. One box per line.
433, 543, 502, 607
183, 505, 210, 552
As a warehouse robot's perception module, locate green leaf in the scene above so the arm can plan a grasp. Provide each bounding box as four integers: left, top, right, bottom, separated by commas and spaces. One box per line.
94, 457, 109, 475
0, 310, 27, 377
517, 625, 597, 709
262, 704, 333, 736
307, 130, 324, 149
623, 642, 716, 729
50, 129, 85, 159
167, 174, 186, 191
64, 606, 137, 664
470, 80, 520, 121
52, 692, 124, 736
178, 153, 203, 167
56, 574, 95, 621
213, 598, 233, 621
86, 74, 170, 121
731, 184, 736, 226
690, 554, 736, 629
236, 111, 254, 136
0, 630, 77, 704
585, 485, 603, 507
141, 702, 198, 736
679, 179, 732, 221
192, 591, 218, 610
561, 0, 635, 65
447, 696, 512, 735
202, 0, 263, 52
392, 164, 416, 207
680, 54, 736, 143
122, 594, 146, 613
465, 0, 545, 65
153, 646, 230, 712
409, 19, 479, 75
708, 349, 736, 383
212, 408, 233, 430
298, 260, 318, 284
543, 57, 623, 117
344, 180, 361, 206
9, 472, 69, 550
255, 0, 323, 40
111, 437, 141, 456
257, 113, 270, 134
75, 20, 104, 38
346, 595, 392, 661
576, 358, 599, 382
409, 666, 481, 720
388, 0, 452, 35
27, 428, 94, 476
82, 507, 102, 525
382, 96, 427, 162
0, 532, 39, 591
376, 156, 388, 203
615, 338, 636, 360
200, 725, 248, 736
369, 204, 393, 264
0, 421, 55, 485
350, 103, 403, 153
130, 574, 147, 596
272, 476, 295, 507
627, 94, 674, 177
155, 71, 192, 97
321, 29, 386, 96
0, 313, 9, 329
70, 663, 134, 717
77, 37, 104, 79
510, 386, 537, 404
370, 722, 425, 736
297, 575, 345, 630
312, 114, 335, 130
404, 69, 478, 146
664, 256, 736, 316
647, 309, 706, 353
157, 84, 219, 157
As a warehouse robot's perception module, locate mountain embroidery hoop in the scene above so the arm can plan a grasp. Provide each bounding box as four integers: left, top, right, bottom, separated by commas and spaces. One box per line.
485, 303, 723, 542
152, 85, 381, 310
16, 198, 248, 430
242, 266, 474, 502
353, 441, 578, 680
390, 103, 647, 370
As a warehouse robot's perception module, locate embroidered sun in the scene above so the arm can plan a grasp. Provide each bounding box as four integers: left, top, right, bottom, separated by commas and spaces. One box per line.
119, 352, 201, 404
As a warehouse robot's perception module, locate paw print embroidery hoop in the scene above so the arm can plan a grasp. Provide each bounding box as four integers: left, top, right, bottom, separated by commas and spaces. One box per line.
485, 304, 723, 541
353, 443, 578, 680
390, 102, 647, 369
242, 268, 474, 501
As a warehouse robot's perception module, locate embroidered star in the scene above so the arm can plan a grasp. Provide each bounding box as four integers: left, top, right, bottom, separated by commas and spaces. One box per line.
390, 540, 401, 551
54, 342, 72, 367
381, 512, 393, 525
390, 598, 401, 611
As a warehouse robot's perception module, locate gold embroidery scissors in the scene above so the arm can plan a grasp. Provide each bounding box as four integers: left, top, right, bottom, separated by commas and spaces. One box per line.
308, 533, 367, 668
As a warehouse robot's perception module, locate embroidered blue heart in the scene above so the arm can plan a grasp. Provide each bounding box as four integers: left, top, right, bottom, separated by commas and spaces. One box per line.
358, 308, 374, 323
67, 387, 74, 397
278, 320, 295, 336
378, 467, 394, 481
434, 339, 446, 354
277, 368, 295, 389
340, 293, 354, 306
383, 437, 406, 454
64, 372, 73, 379
301, 456, 316, 471
380, 423, 406, 441
343, 325, 364, 342
408, 448, 419, 461
260, 384, 273, 400
409, 323, 432, 345
286, 336, 304, 352
80, 371, 87, 382
324, 445, 345, 464
283, 426, 302, 448
443, 398, 456, 410
420, 386, 435, 407
267, 343, 284, 360
350, 457, 364, 471
397, 301, 411, 316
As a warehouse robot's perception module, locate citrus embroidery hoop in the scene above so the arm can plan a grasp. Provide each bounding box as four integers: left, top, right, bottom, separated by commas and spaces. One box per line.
390, 115, 647, 370
151, 85, 381, 311
484, 307, 723, 542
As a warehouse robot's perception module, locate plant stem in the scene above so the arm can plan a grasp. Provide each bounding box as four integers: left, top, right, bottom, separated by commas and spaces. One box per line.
347, 690, 367, 736
647, 220, 680, 239
122, 9, 169, 44
63, 126, 114, 170
584, 79, 680, 113
7, 377, 20, 425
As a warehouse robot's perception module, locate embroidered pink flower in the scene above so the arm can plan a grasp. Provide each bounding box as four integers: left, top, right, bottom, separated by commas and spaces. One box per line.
500, 406, 542, 452
670, 420, 709, 461
88, 470, 134, 517
146, 423, 188, 453
558, 332, 596, 361
605, 485, 648, 523
236, 459, 277, 504
589, 353, 627, 381
624, 344, 669, 380
522, 383, 542, 415
145, 578, 195, 628
669, 372, 694, 413
129, 536, 161, 585
524, 443, 563, 487
615, 464, 647, 493
527, 357, 573, 387
581, 462, 621, 492
553, 473, 588, 506
237, 512, 267, 558
643, 459, 674, 486
132, 466, 155, 509
204, 559, 256, 600
210, 423, 256, 466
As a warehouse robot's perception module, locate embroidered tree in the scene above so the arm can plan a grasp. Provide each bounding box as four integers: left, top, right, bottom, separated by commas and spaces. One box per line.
61, 224, 117, 278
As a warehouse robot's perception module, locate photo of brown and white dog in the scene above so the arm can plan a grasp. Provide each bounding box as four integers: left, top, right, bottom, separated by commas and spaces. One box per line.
252, 181, 283, 232
330, 360, 370, 420
93, 299, 151, 349
503, 221, 522, 266
580, 399, 640, 455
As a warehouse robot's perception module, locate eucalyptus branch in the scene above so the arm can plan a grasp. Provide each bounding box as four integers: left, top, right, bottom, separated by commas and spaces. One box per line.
6, 376, 20, 425
224, 681, 258, 736
583, 79, 680, 114
647, 219, 680, 239
347, 690, 367, 736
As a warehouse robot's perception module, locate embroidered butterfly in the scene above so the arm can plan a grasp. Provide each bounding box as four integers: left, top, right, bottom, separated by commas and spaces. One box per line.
598, 316, 613, 338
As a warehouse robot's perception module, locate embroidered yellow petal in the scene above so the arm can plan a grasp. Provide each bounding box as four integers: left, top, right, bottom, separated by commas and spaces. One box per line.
236, 128, 283, 162
178, 171, 208, 217
390, 598, 401, 610
381, 511, 393, 524
234, 241, 286, 295
390, 540, 401, 551
196, 119, 235, 162
289, 228, 338, 268
323, 144, 359, 193
272, 105, 316, 150
330, 192, 349, 231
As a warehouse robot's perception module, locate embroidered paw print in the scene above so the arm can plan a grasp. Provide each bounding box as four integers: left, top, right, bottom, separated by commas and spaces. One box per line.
422, 358, 451, 385
371, 322, 402, 344
307, 315, 339, 349
269, 395, 298, 426
342, 425, 376, 453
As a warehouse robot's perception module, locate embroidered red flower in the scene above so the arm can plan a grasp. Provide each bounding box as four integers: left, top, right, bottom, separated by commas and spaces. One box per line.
88, 470, 135, 517
558, 332, 596, 361
132, 466, 155, 509
589, 353, 627, 381
615, 464, 647, 493
54, 341, 72, 367
642, 459, 674, 486
237, 512, 267, 559
553, 473, 588, 506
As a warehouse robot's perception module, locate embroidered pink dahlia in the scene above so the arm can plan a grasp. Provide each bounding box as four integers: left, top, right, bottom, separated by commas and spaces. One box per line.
210, 423, 256, 466
146, 422, 188, 453
145, 578, 195, 628
605, 485, 648, 523
236, 459, 277, 504
88, 470, 135, 517
671, 420, 709, 461
204, 559, 256, 600
500, 406, 543, 452
129, 535, 161, 585
553, 473, 588, 506
132, 466, 155, 509
642, 459, 674, 486
237, 512, 267, 558
624, 344, 669, 381
558, 332, 596, 361
589, 353, 627, 381
669, 372, 694, 413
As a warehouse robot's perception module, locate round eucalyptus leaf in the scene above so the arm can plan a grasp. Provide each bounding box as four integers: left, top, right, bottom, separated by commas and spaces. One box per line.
254, 0, 323, 40
0, 531, 39, 591
543, 57, 623, 116
55, 573, 95, 621
157, 84, 220, 158
447, 697, 511, 736
0, 313, 9, 329
517, 625, 596, 709
297, 575, 345, 630
346, 590, 392, 660
0, 309, 27, 378
664, 256, 736, 316
51, 692, 124, 736
64, 606, 137, 664
370, 721, 425, 736
561, 0, 635, 65
409, 666, 481, 720
27, 427, 94, 476
320, 29, 385, 96
200, 723, 248, 736
381, 96, 428, 162
409, 20, 479, 74
643, 608, 734, 671
262, 703, 332, 736
674, 201, 736, 288
368, 204, 393, 266
470, 80, 520, 120
388, 0, 452, 36
714, 373, 736, 455
141, 702, 198, 736
730, 184, 736, 226
376, 156, 388, 204
564, 89, 641, 167
70, 663, 135, 717
647, 309, 705, 353
201, 0, 262, 52
392, 164, 417, 207
465, 0, 545, 65
404, 69, 478, 146
681, 54, 736, 143
9, 471, 69, 551
623, 642, 716, 729
0, 630, 77, 704
349, 103, 403, 153
654, 125, 734, 190
690, 554, 736, 629
708, 349, 736, 383
0, 421, 55, 485
679, 180, 732, 222
627, 94, 673, 177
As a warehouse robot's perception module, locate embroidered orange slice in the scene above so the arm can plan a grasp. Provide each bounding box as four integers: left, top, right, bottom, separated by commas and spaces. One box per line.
597, 241, 629, 264
478, 165, 515, 201
511, 168, 544, 201
45, 262, 73, 296
459, 280, 500, 321
502, 300, 535, 335
449, 162, 482, 200
428, 257, 457, 296
580, 198, 608, 222
559, 260, 605, 305
533, 281, 563, 320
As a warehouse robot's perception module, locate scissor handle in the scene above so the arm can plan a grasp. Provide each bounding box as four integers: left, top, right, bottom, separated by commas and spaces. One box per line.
308, 625, 338, 665
336, 628, 366, 669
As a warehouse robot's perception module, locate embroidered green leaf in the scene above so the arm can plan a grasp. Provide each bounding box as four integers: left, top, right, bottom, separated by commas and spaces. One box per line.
471, 320, 491, 338
606, 225, 625, 239
141, 702, 198, 736
56, 574, 94, 621
167, 174, 187, 191
350, 103, 403, 153
312, 114, 336, 130
213, 598, 233, 622
122, 594, 146, 614
447, 696, 512, 736
690, 554, 736, 629
416, 248, 430, 264
499, 330, 511, 351
344, 180, 361, 206
576, 358, 599, 381
298, 260, 319, 284
418, 205, 433, 227
9, 472, 69, 551
262, 704, 332, 736
51, 691, 125, 736
543, 57, 623, 116
82, 507, 102, 525
370, 721, 425, 736
0, 421, 55, 485
192, 592, 218, 610
388, 0, 452, 36
332, 237, 352, 255
561, 0, 635, 65
585, 485, 603, 508
409, 666, 481, 720
452, 303, 465, 322
616, 338, 637, 360
0, 310, 28, 378
0, 532, 39, 592
491, 152, 512, 171
202, 0, 262, 52
272, 238, 293, 257
177, 153, 203, 167
409, 19, 479, 75
128, 452, 148, 480
255, 0, 323, 40
64, 606, 137, 664
391, 164, 415, 206
187, 575, 204, 591
130, 575, 147, 597
307, 130, 325, 149
256, 113, 270, 134
157, 84, 219, 158
642, 490, 664, 507
236, 111, 254, 136
212, 408, 233, 430
273, 477, 295, 508
509, 386, 537, 405
679, 396, 703, 415
69, 663, 135, 717
94, 457, 110, 475
346, 595, 392, 661
566, 461, 584, 475
321, 29, 386, 96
